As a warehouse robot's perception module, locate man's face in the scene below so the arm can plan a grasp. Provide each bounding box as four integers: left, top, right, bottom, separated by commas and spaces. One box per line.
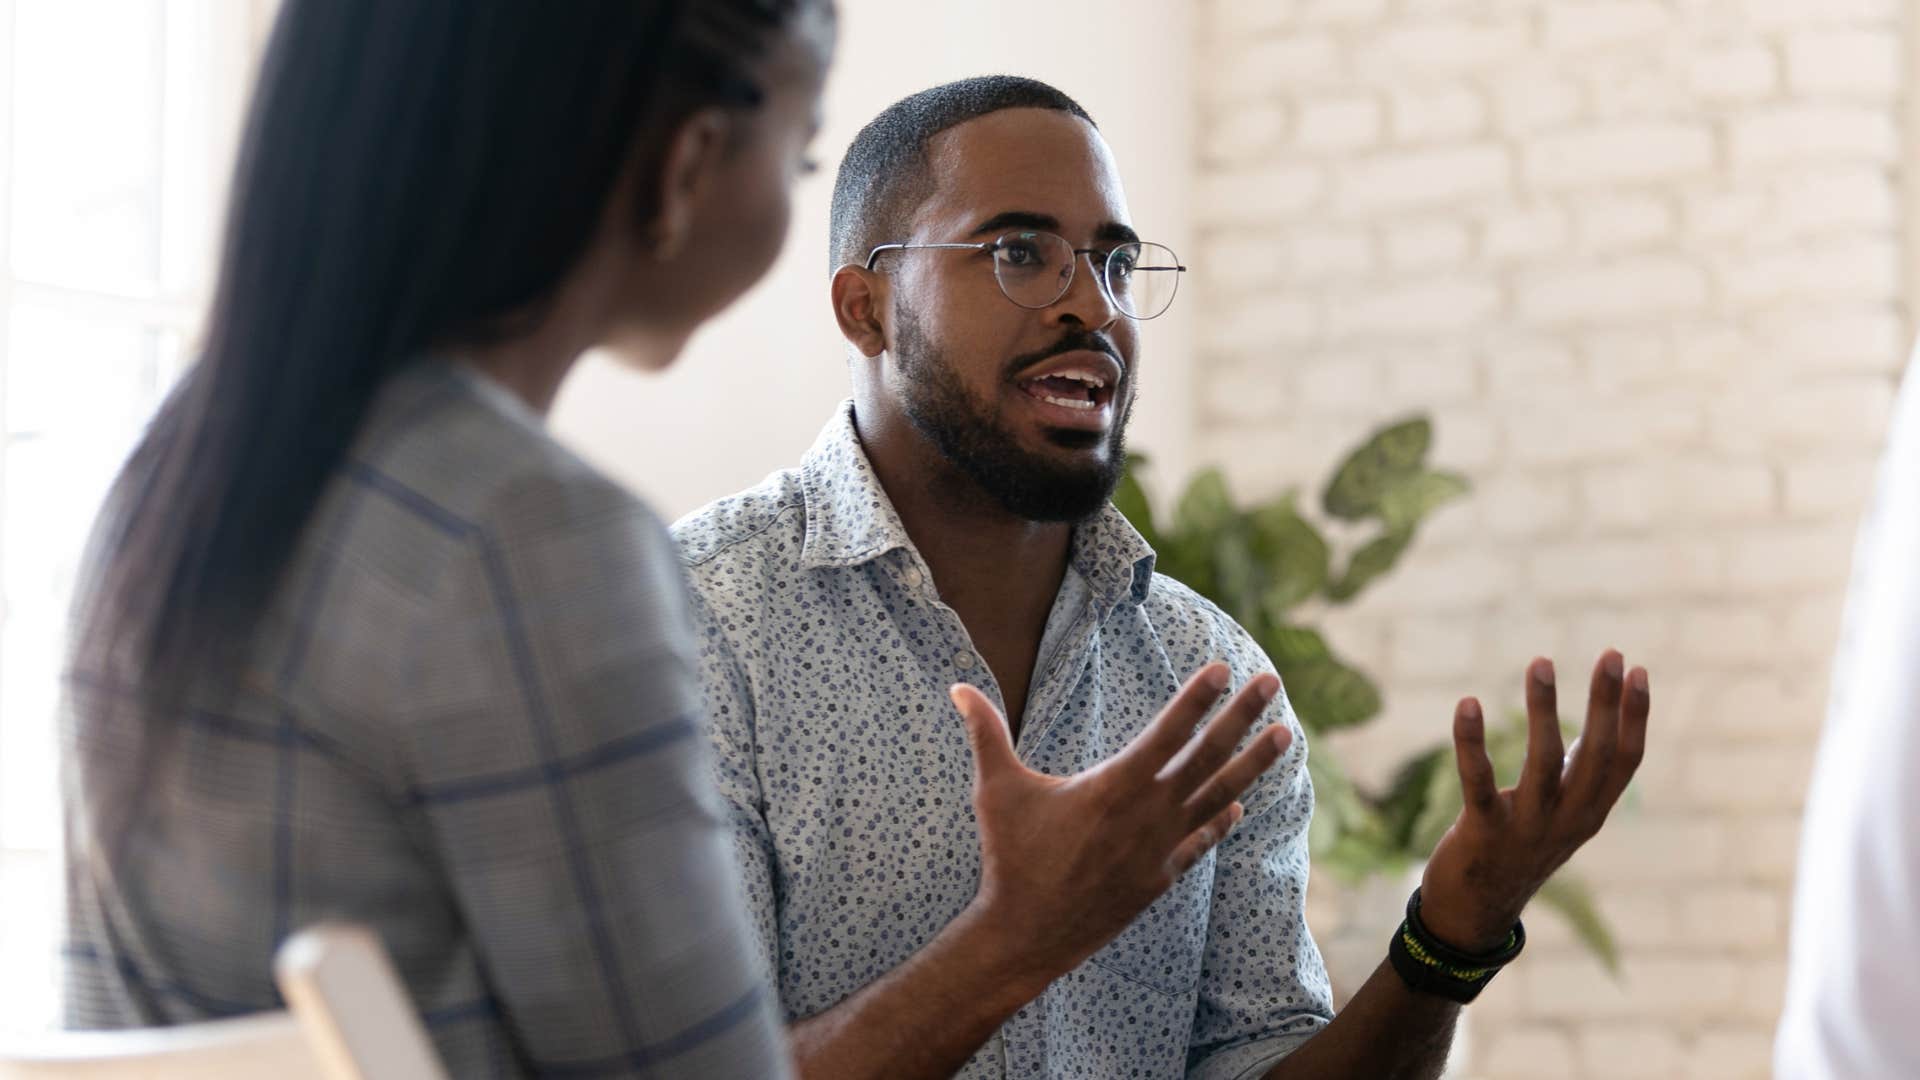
878, 108, 1143, 522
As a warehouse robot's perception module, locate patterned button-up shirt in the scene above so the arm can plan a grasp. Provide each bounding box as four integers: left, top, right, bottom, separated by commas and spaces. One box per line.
673, 402, 1333, 1079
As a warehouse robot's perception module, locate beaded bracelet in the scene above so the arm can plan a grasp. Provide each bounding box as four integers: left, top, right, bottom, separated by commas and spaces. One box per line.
1385, 886, 1526, 1004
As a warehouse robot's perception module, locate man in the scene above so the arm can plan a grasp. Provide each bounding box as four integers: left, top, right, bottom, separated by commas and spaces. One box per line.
674, 76, 1651, 1078
1775, 355, 1920, 1077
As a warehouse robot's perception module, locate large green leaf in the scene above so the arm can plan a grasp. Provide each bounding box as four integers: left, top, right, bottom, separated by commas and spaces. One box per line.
1175, 468, 1237, 539
1307, 743, 1399, 875
1306, 744, 1363, 852
1210, 526, 1264, 625
1409, 759, 1464, 857
1315, 832, 1415, 885
1154, 531, 1217, 598
1372, 745, 1450, 850
1261, 624, 1332, 666
1278, 655, 1382, 733
1535, 873, 1621, 975
1308, 741, 1412, 882
1377, 470, 1471, 533
1247, 496, 1330, 616
1111, 458, 1159, 549
1322, 417, 1433, 521
1327, 528, 1414, 601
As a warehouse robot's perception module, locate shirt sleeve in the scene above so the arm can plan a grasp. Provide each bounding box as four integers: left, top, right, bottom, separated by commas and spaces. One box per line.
1186, 623, 1335, 1079
685, 583, 785, 992
399, 472, 791, 1079
1776, 360, 1920, 1079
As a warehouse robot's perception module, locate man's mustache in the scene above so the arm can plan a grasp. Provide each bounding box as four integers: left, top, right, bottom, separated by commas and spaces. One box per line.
1006, 331, 1125, 380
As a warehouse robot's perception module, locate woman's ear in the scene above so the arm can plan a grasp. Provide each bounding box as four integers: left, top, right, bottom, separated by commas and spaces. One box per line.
831, 264, 888, 359
646, 106, 732, 262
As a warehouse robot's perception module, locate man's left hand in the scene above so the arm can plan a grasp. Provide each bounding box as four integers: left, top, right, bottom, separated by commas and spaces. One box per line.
1418, 649, 1651, 952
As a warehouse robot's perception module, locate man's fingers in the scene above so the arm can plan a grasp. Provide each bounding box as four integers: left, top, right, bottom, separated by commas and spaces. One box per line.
1183, 723, 1291, 828
1166, 801, 1244, 879
1563, 650, 1625, 806
1119, 662, 1233, 778
1453, 698, 1499, 812
1159, 673, 1280, 796
1518, 657, 1565, 804
1593, 666, 1651, 809
951, 683, 1022, 783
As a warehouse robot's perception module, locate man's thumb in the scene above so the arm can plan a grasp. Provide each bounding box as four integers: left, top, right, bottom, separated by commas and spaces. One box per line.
950, 683, 1019, 779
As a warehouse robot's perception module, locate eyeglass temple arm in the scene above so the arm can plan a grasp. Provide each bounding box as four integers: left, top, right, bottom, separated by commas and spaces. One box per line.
863, 242, 996, 271
1064, 246, 1188, 271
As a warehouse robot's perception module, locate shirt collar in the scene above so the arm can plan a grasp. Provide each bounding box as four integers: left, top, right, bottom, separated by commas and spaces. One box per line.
1074, 499, 1160, 608
799, 401, 1159, 607
798, 401, 918, 570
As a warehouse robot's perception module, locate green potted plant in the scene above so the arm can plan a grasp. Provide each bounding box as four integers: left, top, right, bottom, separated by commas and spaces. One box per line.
1113, 417, 1618, 991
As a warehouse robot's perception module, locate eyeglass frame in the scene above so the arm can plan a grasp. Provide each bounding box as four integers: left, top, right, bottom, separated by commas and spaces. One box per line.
862, 230, 1188, 321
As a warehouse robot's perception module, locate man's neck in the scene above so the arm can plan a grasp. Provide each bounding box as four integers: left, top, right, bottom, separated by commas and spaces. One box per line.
851, 402, 1071, 730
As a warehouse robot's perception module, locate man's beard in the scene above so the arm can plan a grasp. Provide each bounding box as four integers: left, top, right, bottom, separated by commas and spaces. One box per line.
892, 304, 1134, 523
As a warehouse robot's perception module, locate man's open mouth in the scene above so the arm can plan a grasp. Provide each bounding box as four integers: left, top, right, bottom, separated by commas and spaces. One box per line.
1017, 369, 1114, 412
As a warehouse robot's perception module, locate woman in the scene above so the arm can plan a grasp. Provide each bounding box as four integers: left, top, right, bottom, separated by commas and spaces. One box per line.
60, 1, 833, 1075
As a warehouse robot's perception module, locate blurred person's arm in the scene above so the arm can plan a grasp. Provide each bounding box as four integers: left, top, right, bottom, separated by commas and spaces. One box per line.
401, 477, 793, 1079
1776, 361, 1920, 1079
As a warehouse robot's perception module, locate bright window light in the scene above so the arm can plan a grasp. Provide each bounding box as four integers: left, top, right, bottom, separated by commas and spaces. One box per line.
0, 0, 262, 1033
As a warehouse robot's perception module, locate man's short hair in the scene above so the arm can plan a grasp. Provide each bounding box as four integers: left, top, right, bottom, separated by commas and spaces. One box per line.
828, 75, 1097, 272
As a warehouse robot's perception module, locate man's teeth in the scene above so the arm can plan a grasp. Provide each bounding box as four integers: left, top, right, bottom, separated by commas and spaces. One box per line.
1040, 394, 1097, 410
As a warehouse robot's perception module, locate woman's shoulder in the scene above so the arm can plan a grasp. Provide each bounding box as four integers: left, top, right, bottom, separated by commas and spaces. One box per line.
348, 361, 655, 543
257, 362, 685, 727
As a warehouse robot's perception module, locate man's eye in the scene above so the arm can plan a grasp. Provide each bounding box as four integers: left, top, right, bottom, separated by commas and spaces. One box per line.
998, 241, 1042, 266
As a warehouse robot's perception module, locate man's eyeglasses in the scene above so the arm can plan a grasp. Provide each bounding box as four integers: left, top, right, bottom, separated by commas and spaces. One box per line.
864, 230, 1186, 321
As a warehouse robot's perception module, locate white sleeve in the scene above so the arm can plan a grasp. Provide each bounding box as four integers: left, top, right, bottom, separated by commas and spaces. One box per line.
1775, 356, 1920, 1079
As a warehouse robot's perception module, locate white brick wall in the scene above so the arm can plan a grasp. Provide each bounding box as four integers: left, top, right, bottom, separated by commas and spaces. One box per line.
1193, 1, 1911, 1076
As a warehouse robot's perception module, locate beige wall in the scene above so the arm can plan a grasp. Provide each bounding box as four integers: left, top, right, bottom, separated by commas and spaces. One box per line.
1194, 0, 1910, 1077
552, 0, 1199, 520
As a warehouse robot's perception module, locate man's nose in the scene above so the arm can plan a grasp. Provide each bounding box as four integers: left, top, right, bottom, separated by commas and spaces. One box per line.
1047, 251, 1122, 329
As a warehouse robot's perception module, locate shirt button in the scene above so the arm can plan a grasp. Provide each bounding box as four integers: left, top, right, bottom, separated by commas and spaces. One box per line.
954, 651, 976, 670
902, 567, 924, 588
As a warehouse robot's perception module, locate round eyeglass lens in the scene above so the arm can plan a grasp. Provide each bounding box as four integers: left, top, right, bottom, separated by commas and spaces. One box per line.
989, 231, 1076, 309
1106, 242, 1182, 320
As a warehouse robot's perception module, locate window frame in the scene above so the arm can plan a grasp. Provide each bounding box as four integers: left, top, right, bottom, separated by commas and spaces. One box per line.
0, 0, 274, 1031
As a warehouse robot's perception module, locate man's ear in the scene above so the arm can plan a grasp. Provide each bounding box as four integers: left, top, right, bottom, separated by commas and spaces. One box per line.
831, 264, 889, 359
647, 107, 731, 261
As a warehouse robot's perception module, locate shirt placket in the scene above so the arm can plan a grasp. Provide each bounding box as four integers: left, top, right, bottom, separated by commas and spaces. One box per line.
1013, 603, 1110, 762
894, 556, 1006, 715
885, 551, 1073, 1075
990, 602, 1113, 1076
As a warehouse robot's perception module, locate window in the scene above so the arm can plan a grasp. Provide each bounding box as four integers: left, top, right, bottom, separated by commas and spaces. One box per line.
0, 0, 266, 1032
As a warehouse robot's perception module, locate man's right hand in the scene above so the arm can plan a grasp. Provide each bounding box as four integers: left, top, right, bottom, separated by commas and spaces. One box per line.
948, 662, 1291, 982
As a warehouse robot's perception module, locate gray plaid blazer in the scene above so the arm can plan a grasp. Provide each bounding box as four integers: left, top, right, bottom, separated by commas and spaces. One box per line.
59, 361, 790, 1078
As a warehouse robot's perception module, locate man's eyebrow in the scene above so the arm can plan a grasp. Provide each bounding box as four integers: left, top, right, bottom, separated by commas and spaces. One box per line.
966, 210, 1143, 248
968, 210, 1061, 236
